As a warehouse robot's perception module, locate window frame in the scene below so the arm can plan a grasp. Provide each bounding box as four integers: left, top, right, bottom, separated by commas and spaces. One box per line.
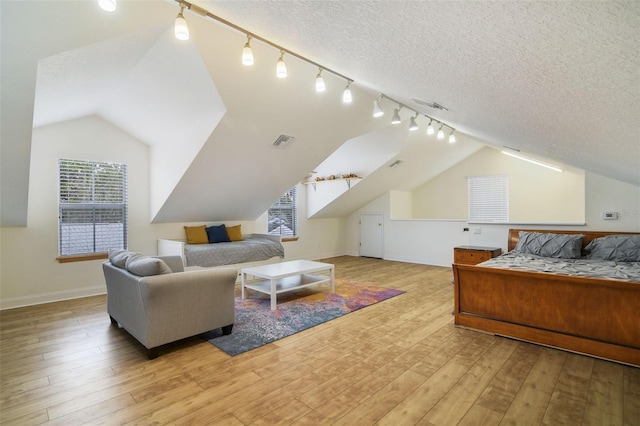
57, 159, 128, 261
467, 174, 509, 223
267, 186, 298, 239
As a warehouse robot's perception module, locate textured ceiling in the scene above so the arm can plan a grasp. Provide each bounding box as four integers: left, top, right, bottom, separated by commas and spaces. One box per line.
2, 0, 639, 227
200, 0, 640, 186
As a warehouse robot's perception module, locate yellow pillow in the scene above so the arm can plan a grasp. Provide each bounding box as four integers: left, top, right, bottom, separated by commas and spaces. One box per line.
226, 225, 244, 241
184, 225, 208, 244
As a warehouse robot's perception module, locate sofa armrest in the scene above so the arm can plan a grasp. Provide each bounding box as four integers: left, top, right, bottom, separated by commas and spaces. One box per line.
137, 268, 238, 348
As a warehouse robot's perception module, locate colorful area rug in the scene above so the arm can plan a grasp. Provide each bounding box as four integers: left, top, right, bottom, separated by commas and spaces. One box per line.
202, 279, 405, 356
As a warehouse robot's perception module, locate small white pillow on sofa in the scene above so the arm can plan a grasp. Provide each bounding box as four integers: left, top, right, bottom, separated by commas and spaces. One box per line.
125, 253, 172, 276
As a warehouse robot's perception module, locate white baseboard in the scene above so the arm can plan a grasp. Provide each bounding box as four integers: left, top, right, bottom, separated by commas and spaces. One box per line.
0, 285, 106, 311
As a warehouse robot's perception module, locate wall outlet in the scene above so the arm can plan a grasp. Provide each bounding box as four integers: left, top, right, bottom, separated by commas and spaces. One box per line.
473, 227, 482, 235
602, 211, 618, 220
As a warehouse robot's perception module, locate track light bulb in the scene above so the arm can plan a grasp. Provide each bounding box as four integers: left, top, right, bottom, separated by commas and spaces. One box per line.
426, 119, 435, 135
342, 82, 352, 103
98, 0, 116, 12
437, 125, 445, 140
316, 69, 326, 92
391, 108, 402, 124
373, 98, 384, 117
174, 6, 189, 41
409, 115, 419, 131
242, 36, 254, 66
276, 51, 287, 78
448, 130, 456, 143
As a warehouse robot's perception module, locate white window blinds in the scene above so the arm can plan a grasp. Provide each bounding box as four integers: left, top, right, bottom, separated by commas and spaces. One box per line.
58, 159, 128, 256
468, 175, 509, 222
268, 186, 297, 237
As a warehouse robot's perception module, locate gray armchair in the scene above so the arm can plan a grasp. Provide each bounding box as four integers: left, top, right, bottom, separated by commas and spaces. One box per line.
102, 254, 236, 359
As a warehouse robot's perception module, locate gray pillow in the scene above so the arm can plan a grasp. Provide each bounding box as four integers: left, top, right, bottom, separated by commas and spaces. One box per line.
108, 249, 135, 268
514, 232, 584, 259
125, 253, 173, 276
585, 235, 640, 262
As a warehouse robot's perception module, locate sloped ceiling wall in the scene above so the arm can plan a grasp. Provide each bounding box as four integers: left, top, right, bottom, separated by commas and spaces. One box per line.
2, 0, 639, 227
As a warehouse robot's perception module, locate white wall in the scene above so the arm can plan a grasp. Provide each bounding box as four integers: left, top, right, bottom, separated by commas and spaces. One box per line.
412, 147, 586, 223
348, 171, 640, 267
0, 118, 345, 309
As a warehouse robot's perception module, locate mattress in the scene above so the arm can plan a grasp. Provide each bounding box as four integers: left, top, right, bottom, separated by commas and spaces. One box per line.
479, 251, 640, 282
184, 236, 284, 267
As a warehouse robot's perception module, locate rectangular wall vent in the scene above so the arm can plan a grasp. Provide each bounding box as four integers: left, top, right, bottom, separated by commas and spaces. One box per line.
273, 134, 295, 148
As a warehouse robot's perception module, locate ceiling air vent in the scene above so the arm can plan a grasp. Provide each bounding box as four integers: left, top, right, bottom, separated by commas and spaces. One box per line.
272, 134, 295, 148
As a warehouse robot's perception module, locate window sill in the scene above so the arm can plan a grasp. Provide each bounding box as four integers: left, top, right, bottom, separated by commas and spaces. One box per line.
57, 252, 108, 263
281, 237, 299, 243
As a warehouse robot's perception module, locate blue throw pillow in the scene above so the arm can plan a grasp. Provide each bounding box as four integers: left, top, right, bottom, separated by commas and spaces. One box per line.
206, 224, 231, 243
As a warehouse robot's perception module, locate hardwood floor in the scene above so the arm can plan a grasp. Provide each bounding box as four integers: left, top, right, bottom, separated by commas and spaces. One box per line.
1, 256, 638, 425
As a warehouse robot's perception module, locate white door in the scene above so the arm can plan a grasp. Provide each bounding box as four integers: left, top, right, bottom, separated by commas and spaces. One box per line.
360, 214, 383, 258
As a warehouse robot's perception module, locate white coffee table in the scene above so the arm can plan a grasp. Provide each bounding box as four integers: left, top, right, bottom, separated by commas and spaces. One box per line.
241, 260, 335, 310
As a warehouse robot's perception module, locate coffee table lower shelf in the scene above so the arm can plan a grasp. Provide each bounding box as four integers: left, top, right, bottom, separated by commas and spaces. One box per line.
243, 273, 330, 296
241, 260, 335, 310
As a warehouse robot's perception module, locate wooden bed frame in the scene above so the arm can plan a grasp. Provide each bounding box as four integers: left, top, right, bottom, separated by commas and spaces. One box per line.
452, 229, 640, 367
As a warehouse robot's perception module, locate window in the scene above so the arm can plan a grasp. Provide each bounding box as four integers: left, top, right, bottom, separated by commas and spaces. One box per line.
58, 159, 128, 256
468, 175, 509, 222
268, 186, 297, 237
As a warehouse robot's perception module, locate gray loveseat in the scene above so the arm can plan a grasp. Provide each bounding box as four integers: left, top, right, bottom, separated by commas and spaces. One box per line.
103, 251, 237, 359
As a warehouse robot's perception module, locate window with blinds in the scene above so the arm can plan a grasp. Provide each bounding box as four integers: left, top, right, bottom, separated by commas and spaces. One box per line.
58, 159, 128, 256
267, 186, 297, 237
468, 175, 509, 222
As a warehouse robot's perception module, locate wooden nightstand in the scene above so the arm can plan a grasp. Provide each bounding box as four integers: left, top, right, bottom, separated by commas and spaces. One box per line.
454, 246, 502, 265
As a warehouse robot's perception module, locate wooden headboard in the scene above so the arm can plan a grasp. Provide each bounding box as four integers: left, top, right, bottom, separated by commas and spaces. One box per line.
507, 229, 640, 252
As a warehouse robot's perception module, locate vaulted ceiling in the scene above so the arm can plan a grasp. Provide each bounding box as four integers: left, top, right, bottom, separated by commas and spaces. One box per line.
1, 0, 638, 226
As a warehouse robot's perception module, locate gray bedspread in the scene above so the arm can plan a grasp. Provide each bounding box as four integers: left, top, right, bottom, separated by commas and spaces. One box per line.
184, 236, 284, 267
479, 252, 640, 282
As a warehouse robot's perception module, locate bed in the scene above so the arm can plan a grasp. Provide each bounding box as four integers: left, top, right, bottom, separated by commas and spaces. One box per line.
158, 233, 284, 268
452, 229, 640, 367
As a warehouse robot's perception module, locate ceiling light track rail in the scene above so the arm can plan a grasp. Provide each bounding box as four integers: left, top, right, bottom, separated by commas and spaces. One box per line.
101, 0, 460, 143
175, 0, 354, 85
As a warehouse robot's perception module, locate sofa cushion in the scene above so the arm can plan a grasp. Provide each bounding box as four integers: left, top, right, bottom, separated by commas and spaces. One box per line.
125, 253, 173, 276
226, 224, 244, 241
108, 249, 136, 268
206, 224, 231, 243
184, 225, 209, 244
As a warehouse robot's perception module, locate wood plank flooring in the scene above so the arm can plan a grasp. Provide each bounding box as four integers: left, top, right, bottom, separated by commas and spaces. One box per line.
1, 256, 638, 425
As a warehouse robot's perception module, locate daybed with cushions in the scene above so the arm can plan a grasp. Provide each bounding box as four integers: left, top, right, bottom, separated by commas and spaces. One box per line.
452, 229, 640, 366
158, 224, 284, 268
103, 250, 237, 359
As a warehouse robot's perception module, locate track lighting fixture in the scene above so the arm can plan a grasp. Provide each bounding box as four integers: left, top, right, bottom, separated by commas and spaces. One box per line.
426, 119, 435, 135
373, 96, 384, 117
98, 0, 116, 12
342, 81, 352, 103
391, 106, 402, 124
409, 114, 419, 131
174, 5, 189, 41
161, 2, 463, 139
242, 35, 254, 66
276, 51, 287, 78
315, 69, 326, 92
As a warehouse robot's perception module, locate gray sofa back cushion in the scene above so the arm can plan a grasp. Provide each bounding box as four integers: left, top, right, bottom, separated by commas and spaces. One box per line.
108, 249, 136, 268
125, 253, 172, 276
